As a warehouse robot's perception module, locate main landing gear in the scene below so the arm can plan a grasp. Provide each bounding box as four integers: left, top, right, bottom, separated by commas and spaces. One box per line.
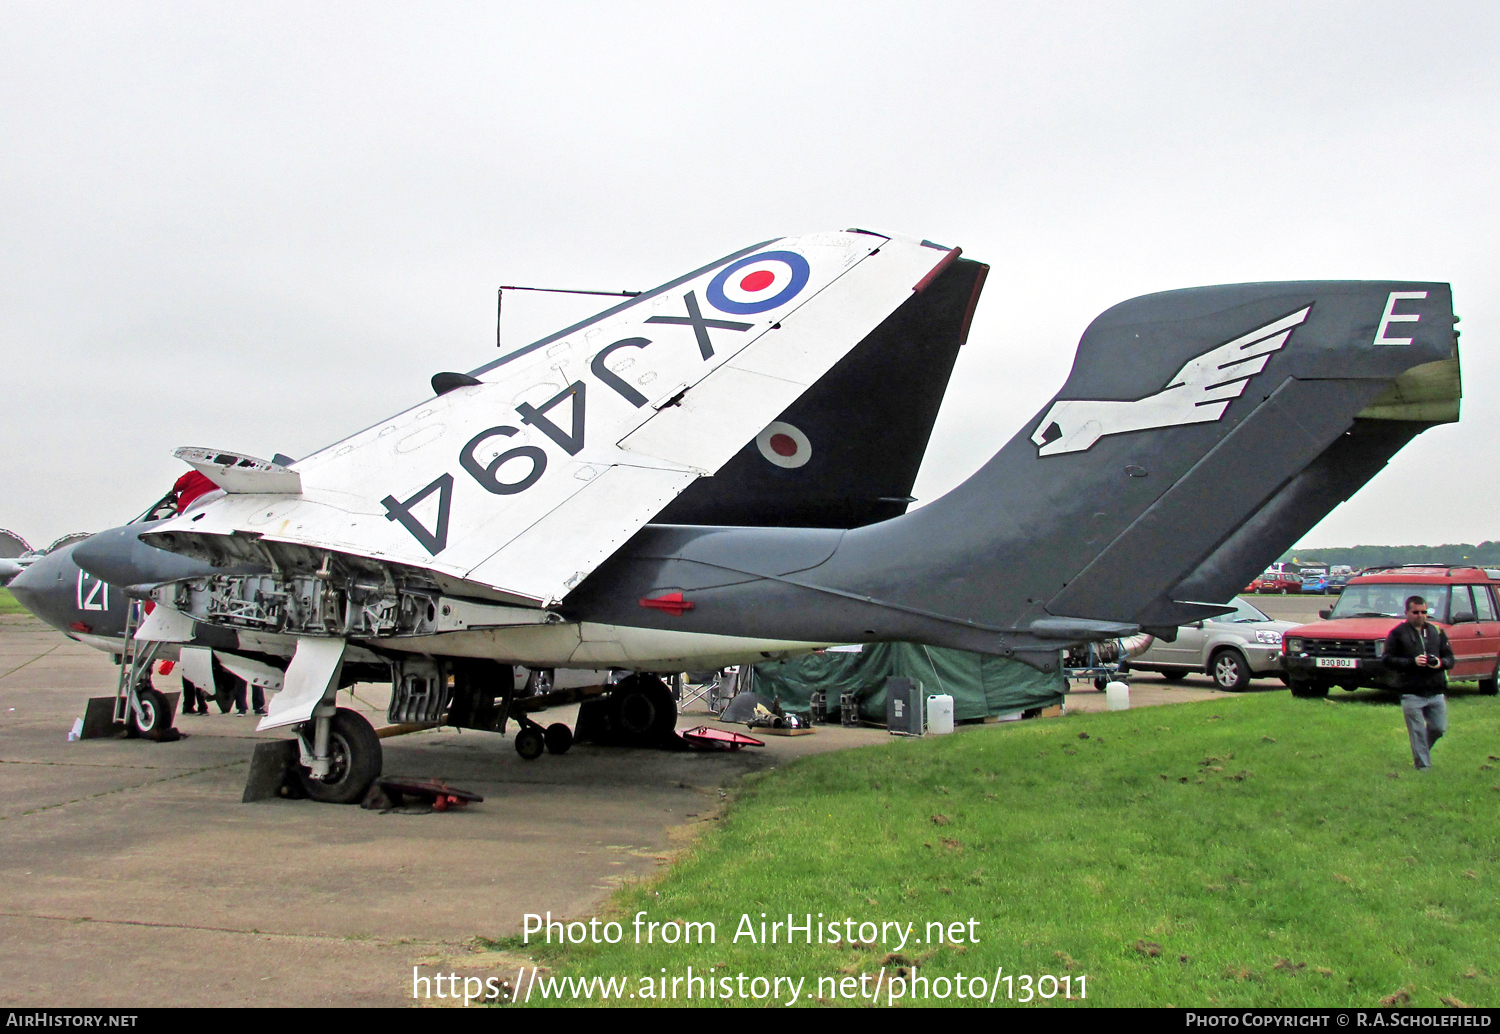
506, 672, 675, 761
510, 713, 576, 760
294, 707, 383, 804
286, 664, 681, 807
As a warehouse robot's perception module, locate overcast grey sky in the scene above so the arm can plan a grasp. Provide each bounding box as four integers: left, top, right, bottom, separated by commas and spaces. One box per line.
2, 1, 1495, 551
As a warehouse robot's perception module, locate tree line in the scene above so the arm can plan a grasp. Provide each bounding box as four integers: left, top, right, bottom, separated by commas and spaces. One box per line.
1279, 542, 1500, 569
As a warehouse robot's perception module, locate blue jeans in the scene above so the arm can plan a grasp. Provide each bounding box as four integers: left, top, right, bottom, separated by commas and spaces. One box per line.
1401, 693, 1447, 769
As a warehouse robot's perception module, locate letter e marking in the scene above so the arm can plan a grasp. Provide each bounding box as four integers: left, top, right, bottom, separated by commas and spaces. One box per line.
1373, 290, 1427, 346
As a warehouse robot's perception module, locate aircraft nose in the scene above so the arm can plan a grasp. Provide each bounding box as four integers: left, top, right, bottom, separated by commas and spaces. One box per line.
73, 525, 194, 587
71, 526, 147, 587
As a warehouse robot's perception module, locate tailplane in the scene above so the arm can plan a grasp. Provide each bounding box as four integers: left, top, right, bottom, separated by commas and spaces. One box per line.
838, 279, 1459, 639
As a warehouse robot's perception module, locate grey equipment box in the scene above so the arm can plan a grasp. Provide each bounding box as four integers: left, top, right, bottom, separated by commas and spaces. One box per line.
885, 677, 924, 736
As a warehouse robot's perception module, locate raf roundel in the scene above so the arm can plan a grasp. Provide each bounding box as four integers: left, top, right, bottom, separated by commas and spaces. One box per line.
706, 250, 811, 315
755, 421, 812, 469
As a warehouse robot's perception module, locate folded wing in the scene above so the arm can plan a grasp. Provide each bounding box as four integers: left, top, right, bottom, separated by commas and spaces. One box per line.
142, 231, 954, 606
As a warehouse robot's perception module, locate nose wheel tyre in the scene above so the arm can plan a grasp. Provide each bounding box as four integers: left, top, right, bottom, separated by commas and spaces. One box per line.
295, 708, 382, 804
128, 686, 174, 741
1210, 649, 1252, 692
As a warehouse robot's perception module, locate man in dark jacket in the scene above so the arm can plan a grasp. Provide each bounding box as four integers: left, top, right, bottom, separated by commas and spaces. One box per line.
1384, 595, 1455, 770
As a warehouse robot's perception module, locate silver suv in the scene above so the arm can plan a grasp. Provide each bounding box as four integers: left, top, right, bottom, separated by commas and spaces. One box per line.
1126, 596, 1297, 690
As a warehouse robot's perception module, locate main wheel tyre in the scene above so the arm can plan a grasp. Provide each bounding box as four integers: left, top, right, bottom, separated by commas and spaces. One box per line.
611, 675, 677, 745
1289, 678, 1329, 699
1159, 670, 1187, 682
544, 723, 573, 755
515, 725, 545, 760
129, 686, 173, 741
1210, 649, 1252, 692
1479, 662, 1499, 696
295, 708, 382, 804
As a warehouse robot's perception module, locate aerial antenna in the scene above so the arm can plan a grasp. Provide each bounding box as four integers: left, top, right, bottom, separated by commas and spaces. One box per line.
497, 285, 641, 348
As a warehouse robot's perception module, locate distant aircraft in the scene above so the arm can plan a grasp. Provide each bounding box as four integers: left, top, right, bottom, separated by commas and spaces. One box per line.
70, 230, 1460, 803
0, 530, 93, 585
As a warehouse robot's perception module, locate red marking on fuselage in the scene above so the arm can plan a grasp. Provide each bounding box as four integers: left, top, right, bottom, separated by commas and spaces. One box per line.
769, 433, 798, 456
639, 592, 695, 616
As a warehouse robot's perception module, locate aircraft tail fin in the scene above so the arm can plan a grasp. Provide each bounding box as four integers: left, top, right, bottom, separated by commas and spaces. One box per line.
839, 280, 1459, 643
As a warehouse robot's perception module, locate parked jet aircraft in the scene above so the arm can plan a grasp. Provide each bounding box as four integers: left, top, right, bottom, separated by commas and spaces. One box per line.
12, 243, 989, 740
0, 530, 32, 585
71, 229, 1461, 804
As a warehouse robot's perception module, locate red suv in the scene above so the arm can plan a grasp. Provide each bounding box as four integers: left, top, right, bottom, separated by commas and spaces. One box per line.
1281, 566, 1500, 697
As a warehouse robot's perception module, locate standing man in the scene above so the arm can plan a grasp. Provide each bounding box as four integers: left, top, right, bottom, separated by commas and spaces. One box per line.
1384, 595, 1455, 770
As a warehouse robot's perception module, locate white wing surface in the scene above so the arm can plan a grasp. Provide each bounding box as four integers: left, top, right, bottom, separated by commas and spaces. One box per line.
149, 232, 953, 605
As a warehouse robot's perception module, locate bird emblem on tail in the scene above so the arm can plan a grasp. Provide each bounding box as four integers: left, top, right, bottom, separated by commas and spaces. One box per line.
1031, 306, 1312, 456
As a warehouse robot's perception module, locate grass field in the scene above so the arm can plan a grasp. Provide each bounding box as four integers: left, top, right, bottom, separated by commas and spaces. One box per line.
0, 588, 27, 615
508, 691, 1498, 1008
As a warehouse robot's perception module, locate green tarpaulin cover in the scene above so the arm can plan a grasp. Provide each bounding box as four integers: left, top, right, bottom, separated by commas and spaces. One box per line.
751, 642, 1066, 724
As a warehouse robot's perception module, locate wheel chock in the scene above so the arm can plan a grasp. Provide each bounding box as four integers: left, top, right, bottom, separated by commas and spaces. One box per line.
79, 697, 124, 740
241, 739, 305, 802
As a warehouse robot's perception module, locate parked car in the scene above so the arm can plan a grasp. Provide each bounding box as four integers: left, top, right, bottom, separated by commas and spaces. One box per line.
1252, 572, 1301, 594
1300, 570, 1331, 594
1282, 565, 1500, 697
1126, 596, 1297, 690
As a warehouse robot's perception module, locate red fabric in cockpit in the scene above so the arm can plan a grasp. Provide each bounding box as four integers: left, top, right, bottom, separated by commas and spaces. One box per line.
172, 471, 219, 510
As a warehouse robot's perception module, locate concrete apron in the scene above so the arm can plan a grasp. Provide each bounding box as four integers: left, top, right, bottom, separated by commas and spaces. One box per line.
0, 613, 1251, 1006
0, 615, 891, 1007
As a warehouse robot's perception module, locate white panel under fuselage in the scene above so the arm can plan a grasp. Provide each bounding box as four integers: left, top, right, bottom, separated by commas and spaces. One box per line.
372, 621, 829, 671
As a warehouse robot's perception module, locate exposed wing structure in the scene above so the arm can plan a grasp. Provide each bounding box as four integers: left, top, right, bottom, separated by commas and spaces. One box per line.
141, 232, 953, 605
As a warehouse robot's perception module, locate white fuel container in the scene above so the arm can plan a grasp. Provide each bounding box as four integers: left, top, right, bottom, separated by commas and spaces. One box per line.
1105, 680, 1130, 711
927, 694, 955, 734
